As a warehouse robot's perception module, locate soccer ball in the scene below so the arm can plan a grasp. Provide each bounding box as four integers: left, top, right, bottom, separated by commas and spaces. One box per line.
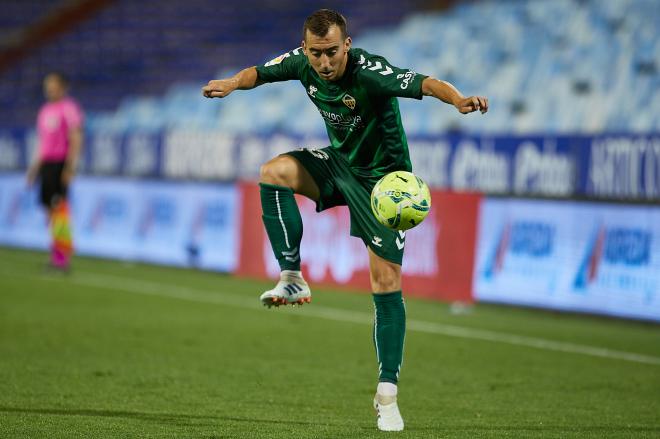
370, 171, 431, 231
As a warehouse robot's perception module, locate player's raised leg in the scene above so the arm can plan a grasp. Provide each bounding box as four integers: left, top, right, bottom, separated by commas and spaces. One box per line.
258, 155, 319, 307
369, 248, 405, 431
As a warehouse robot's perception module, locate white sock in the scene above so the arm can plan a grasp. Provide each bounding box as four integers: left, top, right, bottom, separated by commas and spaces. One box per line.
377, 382, 398, 397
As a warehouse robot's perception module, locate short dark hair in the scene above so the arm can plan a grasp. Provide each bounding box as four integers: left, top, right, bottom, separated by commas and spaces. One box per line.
303, 9, 348, 41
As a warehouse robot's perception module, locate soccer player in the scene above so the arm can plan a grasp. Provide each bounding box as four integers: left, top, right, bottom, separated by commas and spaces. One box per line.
26, 72, 84, 272
202, 9, 487, 431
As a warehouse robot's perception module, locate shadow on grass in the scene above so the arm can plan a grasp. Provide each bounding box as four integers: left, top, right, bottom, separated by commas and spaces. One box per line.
0, 406, 326, 428
2, 406, 660, 436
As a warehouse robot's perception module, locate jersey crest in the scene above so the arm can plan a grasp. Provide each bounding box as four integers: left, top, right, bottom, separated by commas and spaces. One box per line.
342, 94, 356, 110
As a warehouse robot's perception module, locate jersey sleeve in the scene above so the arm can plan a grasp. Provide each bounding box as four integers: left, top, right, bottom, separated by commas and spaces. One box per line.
356, 53, 427, 99
255, 47, 306, 83
62, 100, 84, 129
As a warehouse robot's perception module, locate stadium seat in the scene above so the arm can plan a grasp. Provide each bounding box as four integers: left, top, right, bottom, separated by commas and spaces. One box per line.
2, 0, 658, 134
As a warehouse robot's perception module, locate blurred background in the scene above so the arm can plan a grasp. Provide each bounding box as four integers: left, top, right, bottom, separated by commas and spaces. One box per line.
0, 0, 659, 321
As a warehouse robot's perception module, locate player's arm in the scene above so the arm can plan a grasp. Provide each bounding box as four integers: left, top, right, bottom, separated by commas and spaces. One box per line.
62, 127, 83, 185
422, 77, 488, 114
202, 66, 265, 99
203, 49, 304, 99
26, 154, 41, 186
358, 52, 488, 114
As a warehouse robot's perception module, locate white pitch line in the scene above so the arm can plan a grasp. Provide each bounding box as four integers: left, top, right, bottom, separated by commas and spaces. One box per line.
5, 266, 660, 367
70, 272, 660, 367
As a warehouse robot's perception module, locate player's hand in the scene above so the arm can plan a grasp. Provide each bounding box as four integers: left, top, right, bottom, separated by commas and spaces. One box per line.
455, 96, 488, 114
25, 165, 38, 187
202, 79, 238, 99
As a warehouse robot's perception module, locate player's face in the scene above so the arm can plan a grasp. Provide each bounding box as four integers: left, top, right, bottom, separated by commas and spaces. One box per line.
302, 25, 351, 82
43, 75, 66, 102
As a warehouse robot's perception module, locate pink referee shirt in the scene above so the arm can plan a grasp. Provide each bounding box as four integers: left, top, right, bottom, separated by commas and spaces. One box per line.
37, 97, 84, 162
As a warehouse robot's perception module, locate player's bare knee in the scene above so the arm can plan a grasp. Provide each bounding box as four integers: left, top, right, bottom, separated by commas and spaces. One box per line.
259, 157, 296, 188
370, 265, 401, 293
372, 279, 400, 293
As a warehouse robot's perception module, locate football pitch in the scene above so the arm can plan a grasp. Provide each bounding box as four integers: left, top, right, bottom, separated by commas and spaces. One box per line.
0, 248, 658, 438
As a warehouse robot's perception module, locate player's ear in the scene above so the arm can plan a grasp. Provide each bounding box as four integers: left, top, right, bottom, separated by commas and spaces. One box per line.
344, 36, 352, 52
301, 40, 307, 55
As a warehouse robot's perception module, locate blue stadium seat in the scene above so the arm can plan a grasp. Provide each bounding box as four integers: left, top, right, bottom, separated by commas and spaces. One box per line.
3, 0, 659, 134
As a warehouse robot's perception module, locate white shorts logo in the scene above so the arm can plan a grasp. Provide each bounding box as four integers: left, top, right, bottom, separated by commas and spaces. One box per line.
306, 148, 329, 160
396, 230, 406, 250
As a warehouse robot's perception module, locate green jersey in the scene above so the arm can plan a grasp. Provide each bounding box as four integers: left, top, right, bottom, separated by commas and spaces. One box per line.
255, 47, 427, 181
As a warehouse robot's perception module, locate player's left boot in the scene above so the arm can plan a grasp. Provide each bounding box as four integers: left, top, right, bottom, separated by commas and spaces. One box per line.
260, 270, 311, 308
374, 393, 404, 432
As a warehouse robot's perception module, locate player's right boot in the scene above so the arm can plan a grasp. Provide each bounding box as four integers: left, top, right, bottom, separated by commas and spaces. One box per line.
260, 270, 311, 308
374, 393, 404, 432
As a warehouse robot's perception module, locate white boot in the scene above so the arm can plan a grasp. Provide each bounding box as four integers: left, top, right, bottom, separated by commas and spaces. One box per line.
374, 392, 404, 432
259, 270, 311, 308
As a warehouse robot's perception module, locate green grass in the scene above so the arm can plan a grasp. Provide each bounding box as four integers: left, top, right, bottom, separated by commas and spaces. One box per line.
0, 247, 659, 438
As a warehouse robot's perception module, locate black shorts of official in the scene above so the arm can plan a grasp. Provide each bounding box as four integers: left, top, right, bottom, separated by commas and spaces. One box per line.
39, 162, 68, 208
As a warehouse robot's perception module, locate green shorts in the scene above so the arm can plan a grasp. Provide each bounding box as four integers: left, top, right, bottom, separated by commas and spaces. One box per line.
284, 147, 406, 265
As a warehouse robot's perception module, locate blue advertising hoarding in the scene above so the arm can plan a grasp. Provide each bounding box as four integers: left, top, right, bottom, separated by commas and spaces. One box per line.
0, 173, 49, 250
474, 198, 660, 321
1, 128, 658, 200
2, 172, 659, 321
0, 174, 240, 272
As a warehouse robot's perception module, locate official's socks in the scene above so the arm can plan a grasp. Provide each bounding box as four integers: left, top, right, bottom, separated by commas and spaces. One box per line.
373, 291, 406, 384
260, 183, 303, 271
50, 200, 73, 267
